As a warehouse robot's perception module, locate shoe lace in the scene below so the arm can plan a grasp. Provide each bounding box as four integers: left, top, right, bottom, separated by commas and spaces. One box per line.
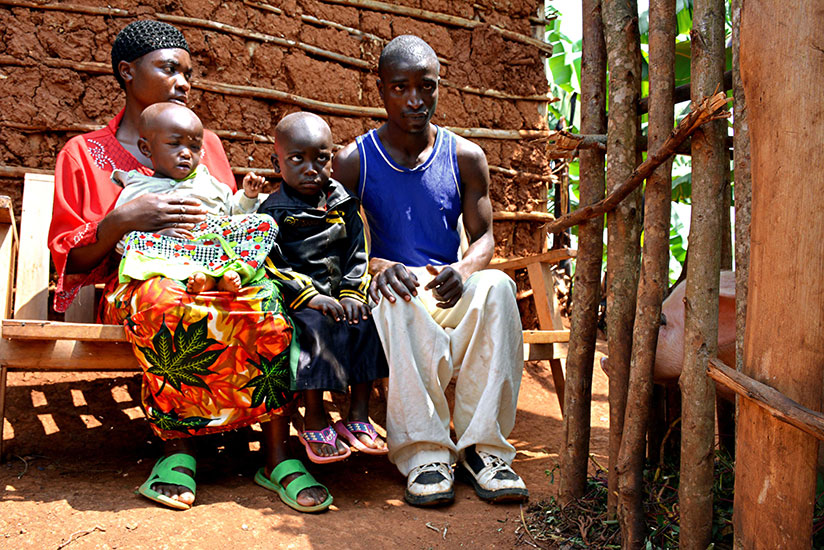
477, 451, 508, 471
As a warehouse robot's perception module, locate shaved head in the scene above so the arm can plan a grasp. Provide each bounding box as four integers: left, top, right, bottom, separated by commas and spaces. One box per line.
378, 35, 440, 79
274, 112, 332, 149
138, 101, 202, 139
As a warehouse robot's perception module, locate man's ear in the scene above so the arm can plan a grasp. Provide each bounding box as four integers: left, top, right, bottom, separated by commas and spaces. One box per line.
137, 137, 152, 158
118, 60, 135, 87
376, 77, 384, 102
270, 153, 281, 175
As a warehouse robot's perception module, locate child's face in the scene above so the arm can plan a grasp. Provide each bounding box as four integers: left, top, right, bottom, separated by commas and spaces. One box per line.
140, 110, 203, 180
273, 124, 333, 198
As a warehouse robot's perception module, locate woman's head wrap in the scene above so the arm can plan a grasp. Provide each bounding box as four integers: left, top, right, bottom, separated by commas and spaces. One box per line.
111, 20, 190, 88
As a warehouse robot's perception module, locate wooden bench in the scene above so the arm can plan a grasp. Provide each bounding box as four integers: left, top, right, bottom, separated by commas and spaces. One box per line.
0, 173, 572, 459
0, 174, 136, 459
490, 248, 574, 413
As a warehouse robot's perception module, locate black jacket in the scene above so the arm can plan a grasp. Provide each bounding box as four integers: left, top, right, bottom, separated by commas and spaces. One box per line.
259, 179, 370, 309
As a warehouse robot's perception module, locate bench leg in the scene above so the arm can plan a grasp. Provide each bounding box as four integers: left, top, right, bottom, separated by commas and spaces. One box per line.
0, 365, 7, 462
549, 357, 565, 415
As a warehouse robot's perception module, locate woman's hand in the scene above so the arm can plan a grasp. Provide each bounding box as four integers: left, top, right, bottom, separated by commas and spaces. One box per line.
112, 193, 207, 234
156, 227, 194, 239
340, 297, 370, 324
306, 295, 345, 322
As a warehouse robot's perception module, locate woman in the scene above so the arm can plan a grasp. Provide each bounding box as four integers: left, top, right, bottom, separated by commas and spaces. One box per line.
49, 20, 330, 513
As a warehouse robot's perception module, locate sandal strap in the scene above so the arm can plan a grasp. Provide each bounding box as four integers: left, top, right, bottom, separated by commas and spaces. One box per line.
149, 453, 197, 495
269, 459, 329, 502
301, 426, 339, 446
345, 421, 379, 442
271, 458, 308, 484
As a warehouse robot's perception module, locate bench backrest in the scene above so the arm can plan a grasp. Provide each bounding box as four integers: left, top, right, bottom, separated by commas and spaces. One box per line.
4, 174, 95, 324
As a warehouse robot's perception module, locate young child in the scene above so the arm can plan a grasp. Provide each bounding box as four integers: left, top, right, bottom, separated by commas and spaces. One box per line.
259, 112, 388, 463
113, 102, 275, 293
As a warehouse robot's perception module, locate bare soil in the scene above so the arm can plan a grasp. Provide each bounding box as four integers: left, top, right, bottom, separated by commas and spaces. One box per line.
0, 342, 610, 550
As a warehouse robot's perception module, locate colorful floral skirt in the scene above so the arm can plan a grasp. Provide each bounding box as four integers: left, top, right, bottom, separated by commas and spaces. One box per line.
118, 213, 276, 286
101, 276, 296, 440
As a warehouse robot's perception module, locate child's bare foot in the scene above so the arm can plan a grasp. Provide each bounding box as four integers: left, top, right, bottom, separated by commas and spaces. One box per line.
217, 270, 242, 292
345, 417, 387, 451
346, 383, 386, 451
187, 272, 216, 293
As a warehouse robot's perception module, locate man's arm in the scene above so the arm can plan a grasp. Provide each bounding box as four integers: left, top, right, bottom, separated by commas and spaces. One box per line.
423, 136, 494, 308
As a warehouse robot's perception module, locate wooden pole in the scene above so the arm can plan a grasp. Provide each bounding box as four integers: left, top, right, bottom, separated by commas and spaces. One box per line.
602, 0, 643, 519
678, 0, 726, 547
559, 0, 606, 505
731, 0, 751, 375
317, 0, 554, 55
733, 2, 824, 548
616, 0, 675, 544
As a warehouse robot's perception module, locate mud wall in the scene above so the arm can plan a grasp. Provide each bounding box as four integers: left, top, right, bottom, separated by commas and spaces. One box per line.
0, 0, 556, 324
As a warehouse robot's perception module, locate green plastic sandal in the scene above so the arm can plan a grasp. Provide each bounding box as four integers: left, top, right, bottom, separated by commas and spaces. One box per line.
254, 459, 333, 513
138, 453, 197, 510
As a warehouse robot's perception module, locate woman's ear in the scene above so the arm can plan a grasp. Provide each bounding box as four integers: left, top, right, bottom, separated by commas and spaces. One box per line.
137, 137, 152, 159
118, 60, 135, 87
270, 153, 281, 175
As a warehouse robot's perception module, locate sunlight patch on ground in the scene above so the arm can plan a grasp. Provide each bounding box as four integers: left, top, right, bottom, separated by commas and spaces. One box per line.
248, 441, 260, 452
79, 414, 101, 428
70, 389, 87, 407
2, 418, 12, 440
110, 384, 133, 403
121, 406, 144, 420
29, 390, 47, 408
36, 413, 58, 435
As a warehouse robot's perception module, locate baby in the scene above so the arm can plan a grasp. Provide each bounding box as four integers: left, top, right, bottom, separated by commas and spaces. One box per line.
114, 102, 275, 293
258, 112, 388, 463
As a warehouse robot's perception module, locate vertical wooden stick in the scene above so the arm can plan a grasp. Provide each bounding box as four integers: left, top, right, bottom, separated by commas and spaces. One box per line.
559, 0, 607, 505
678, 0, 726, 547
616, 0, 675, 545
602, 0, 643, 518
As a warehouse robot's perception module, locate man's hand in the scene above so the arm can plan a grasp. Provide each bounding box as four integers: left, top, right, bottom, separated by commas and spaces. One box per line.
242, 172, 266, 199
307, 294, 345, 322
340, 297, 370, 324
156, 227, 194, 240
424, 264, 464, 308
369, 260, 419, 303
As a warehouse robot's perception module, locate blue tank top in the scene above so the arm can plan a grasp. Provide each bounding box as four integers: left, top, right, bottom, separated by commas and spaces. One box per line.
355, 126, 462, 267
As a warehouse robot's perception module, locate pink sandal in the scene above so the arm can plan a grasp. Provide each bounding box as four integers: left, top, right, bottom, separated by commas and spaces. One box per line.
298, 425, 351, 464
333, 420, 389, 455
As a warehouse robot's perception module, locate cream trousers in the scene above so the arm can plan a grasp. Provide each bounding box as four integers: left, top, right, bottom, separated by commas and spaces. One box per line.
372, 267, 524, 476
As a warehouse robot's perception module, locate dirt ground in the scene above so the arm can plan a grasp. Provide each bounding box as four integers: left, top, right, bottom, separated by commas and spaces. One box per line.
0, 342, 609, 550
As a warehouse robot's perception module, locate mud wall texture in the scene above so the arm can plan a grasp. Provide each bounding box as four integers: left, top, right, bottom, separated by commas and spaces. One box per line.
0, 0, 555, 323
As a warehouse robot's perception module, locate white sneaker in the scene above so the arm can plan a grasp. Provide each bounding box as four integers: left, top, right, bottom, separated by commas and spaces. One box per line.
404, 462, 455, 507
458, 446, 528, 503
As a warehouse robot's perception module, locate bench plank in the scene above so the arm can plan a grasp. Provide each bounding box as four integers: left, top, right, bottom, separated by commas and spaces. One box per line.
14, 175, 54, 320
2, 320, 128, 342
490, 247, 576, 271
0, 338, 136, 370
522, 329, 570, 344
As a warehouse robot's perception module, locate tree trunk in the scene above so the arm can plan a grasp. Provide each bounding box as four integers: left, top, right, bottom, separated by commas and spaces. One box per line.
678, 0, 726, 547
733, 1, 824, 548
559, 0, 607, 504
731, 0, 751, 375
602, 0, 642, 518
616, 0, 675, 545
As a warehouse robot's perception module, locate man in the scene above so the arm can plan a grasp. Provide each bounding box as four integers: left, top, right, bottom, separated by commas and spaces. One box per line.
333, 35, 528, 506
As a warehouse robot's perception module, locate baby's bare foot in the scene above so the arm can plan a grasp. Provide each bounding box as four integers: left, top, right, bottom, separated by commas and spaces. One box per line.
187, 272, 216, 293
217, 270, 242, 293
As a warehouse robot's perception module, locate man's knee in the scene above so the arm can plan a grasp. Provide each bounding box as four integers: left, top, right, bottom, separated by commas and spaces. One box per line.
467, 269, 517, 299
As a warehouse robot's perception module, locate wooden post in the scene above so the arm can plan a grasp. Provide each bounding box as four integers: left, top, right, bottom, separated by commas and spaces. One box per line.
602, 0, 643, 517
731, 0, 751, 375
733, 1, 824, 548
616, 0, 675, 544
559, 0, 607, 504
679, 0, 726, 547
